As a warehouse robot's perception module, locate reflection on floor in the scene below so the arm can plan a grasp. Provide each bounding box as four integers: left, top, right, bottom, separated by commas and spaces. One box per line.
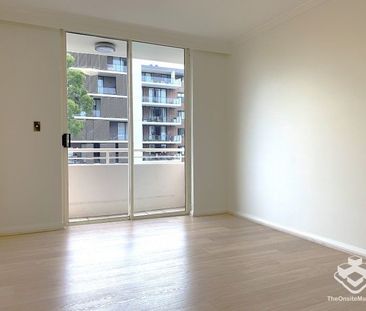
0, 215, 359, 310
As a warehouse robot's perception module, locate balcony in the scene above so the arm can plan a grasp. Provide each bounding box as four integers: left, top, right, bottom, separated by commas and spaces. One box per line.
142, 96, 182, 108
70, 67, 127, 76
68, 147, 184, 165
68, 147, 185, 218
141, 75, 182, 88
92, 87, 128, 99
142, 116, 182, 126
97, 87, 117, 95
107, 64, 127, 73
73, 115, 128, 122
143, 135, 182, 144
69, 52, 127, 74
88, 92, 127, 99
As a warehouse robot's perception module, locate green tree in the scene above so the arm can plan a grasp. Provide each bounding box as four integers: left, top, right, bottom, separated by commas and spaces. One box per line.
67, 54, 93, 136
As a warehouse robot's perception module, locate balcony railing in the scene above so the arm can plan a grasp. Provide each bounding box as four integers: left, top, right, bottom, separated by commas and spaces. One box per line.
142, 116, 182, 124
68, 147, 185, 165
69, 159, 185, 218
143, 135, 182, 143
141, 75, 182, 86
97, 87, 117, 95
107, 64, 127, 72
142, 96, 182, 105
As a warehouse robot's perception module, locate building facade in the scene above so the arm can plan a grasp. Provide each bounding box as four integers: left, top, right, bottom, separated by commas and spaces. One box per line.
68, 52, 184, 164
140, 64, 185, 161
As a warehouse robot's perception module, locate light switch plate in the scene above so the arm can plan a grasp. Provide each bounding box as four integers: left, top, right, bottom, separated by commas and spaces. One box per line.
34, 121, 41, 132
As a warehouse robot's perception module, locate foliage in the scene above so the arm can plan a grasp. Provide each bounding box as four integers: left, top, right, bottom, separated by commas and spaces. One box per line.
67, 54, 93, 136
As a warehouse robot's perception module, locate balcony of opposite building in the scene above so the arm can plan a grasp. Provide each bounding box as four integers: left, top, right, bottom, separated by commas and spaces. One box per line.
141, 74, 182, 89
142, 96, 182, 108
143, 135, 182, 144
69, 52, 128, 75
142, 116, 182, 126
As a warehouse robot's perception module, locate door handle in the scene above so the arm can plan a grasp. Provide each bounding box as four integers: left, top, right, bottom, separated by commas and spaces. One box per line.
62, 133, 71, 148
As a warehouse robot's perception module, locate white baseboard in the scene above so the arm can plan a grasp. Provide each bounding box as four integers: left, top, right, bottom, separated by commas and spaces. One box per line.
229, 210, 366, 257
0, 222, 65, 236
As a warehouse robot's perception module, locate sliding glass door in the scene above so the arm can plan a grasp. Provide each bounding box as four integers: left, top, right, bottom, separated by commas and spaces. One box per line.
66, 34, 187, 222
66, 33, 129, 221
132, 42, 186, 217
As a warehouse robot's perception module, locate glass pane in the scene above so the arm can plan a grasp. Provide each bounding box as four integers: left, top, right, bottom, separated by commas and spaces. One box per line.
132, 42, 186, 216
66, 33, 129, 221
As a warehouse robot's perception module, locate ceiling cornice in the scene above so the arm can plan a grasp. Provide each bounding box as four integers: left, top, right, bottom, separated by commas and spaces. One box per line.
234, 0, 330, 46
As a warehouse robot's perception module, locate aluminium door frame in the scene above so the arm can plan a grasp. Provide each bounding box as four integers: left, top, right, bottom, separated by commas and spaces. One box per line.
61, 30, 69, 226
127, 40, 135, 220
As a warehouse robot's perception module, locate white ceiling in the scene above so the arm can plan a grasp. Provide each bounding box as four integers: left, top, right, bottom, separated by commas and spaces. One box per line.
67, 33, 128, 57
67, 33, 184, 64
1, 0, 319, 41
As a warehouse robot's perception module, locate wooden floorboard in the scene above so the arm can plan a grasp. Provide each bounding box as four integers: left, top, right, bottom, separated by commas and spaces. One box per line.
0, 215, 364, 310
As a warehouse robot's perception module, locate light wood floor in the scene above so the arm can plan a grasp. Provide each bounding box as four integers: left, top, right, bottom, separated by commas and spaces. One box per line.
0, 215, 364, 310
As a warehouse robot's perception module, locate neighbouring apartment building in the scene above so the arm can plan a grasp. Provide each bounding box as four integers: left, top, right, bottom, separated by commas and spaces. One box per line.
68, 51, 185, 164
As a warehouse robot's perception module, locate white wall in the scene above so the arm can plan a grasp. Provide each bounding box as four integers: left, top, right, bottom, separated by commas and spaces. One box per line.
0, 21, 64, 234
191, 50, 229, 216
69, 163, 185, 218
229, 0, 366, 252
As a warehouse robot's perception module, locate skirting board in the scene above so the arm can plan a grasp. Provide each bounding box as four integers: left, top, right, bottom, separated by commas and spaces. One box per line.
229, 211, 366, 258
0, 222, 65, 236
